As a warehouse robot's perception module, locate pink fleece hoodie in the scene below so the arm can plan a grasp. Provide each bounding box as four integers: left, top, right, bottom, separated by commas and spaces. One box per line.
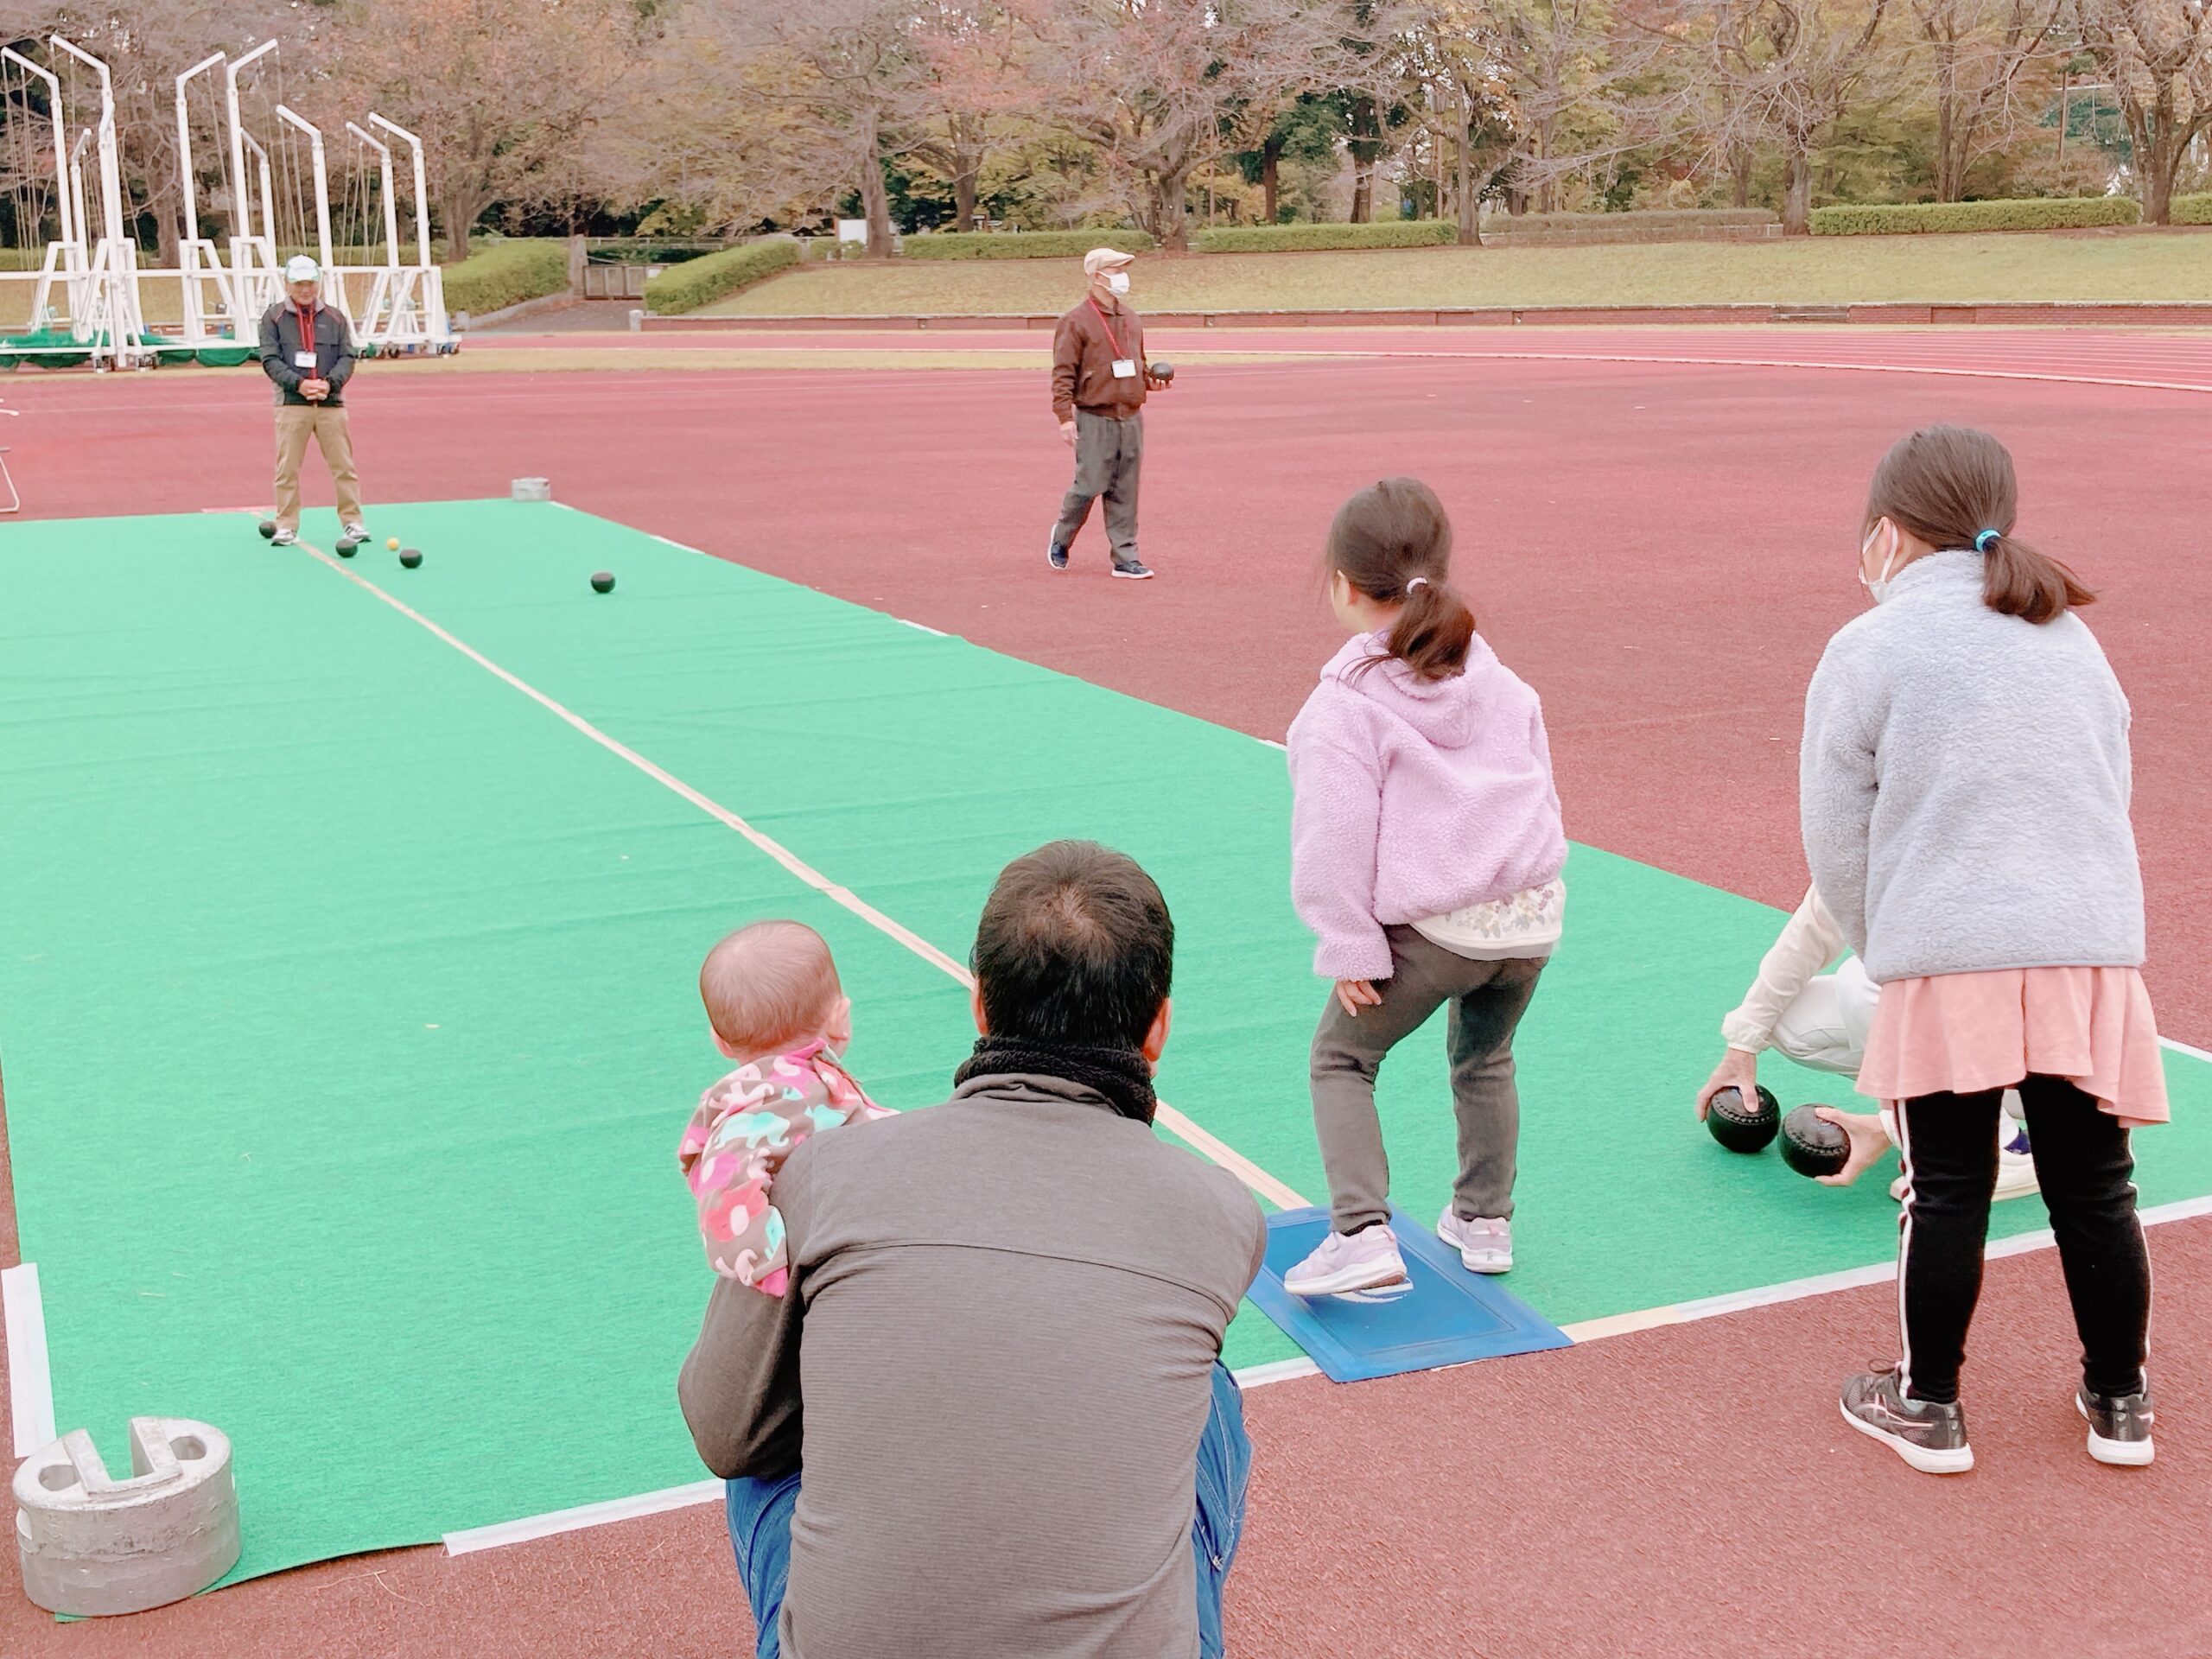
1287, 631, 1567, 982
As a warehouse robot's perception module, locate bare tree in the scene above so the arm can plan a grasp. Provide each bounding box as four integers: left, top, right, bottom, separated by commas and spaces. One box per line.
900, 2, 1031, 230
1395, 3, 1520, 241
1912, 0, 2064, 200
1691, 0, 1895, 232
328, 0, 647, 260
2072, 0, 2212, 220
1032, 0, 1384, 248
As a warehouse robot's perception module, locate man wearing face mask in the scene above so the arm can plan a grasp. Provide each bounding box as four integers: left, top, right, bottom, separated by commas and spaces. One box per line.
1047, 248, 1167, 580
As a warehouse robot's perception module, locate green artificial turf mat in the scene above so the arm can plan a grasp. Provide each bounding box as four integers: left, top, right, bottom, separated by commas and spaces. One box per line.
3, 501, 2207, 1584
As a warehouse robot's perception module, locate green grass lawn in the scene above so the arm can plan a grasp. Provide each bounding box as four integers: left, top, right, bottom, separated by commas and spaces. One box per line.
703, 232, 2212, 316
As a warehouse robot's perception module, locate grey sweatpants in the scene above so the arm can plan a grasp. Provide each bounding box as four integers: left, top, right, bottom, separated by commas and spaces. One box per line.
1310, 925, 1547, 1236
1051, 408, 1142, 563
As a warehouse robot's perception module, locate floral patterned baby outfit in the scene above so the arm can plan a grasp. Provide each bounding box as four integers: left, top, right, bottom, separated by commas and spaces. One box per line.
677, 1042, 890, 1296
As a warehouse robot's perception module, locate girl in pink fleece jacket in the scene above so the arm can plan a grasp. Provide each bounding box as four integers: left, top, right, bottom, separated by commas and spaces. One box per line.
1281, 478, 1567, 1298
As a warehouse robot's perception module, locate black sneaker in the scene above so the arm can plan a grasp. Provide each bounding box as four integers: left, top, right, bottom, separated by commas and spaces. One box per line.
1111, 557, 1154, 580
1840, 1364, 1974, 1474
2078, 1382, 2155, 1466
1047, 541, 1069, 571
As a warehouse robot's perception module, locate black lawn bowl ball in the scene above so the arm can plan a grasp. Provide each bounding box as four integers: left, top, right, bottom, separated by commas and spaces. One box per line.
1780, 1105, 1851, 1179
1707, 1084, 1781, 1154
398, 547, 423, 569
335, 536, 360, 559
1148, 359, 1173, 383
257, 518, 276, 540
590, 571, 615, 594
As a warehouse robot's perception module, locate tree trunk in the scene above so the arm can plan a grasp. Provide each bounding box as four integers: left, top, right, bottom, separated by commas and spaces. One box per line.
1348, 94, 1379, 223
1455, 97, 1481, 246
857, 105, 894, 257
1934, 38, 1961, 201
954, 169, 979, 230
440, 184, 495, 263
1262, 136, 1282, 224
2132, 88, 2183, 225
1730, 143, 1753, 208
1782, 143, 1813, 234
1147, 166, 1191, 250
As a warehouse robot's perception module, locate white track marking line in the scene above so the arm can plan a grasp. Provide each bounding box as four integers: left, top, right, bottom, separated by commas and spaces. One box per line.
1188, 345, 2212, 395
899, 619, 948, 637
2163, 1034, 2212, 1064
3, 1262, 55, 1457
1233, 1356, 1322, 1389
444, 1479, 723, 1555
648, 533, 701, 555
297, 540, 1309, 1212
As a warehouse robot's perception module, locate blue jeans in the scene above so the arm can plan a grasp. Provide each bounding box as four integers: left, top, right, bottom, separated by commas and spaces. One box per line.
726, 1360, 1252, 1659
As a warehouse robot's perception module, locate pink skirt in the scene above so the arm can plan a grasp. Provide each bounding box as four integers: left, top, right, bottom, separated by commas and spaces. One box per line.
1857, 966, 2169, 1127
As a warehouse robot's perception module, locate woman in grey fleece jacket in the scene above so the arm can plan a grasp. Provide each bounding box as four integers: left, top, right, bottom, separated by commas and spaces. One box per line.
1802, 426, 2164, 1478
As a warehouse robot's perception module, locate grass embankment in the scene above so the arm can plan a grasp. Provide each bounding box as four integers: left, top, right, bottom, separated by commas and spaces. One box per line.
701, 233, 2212, 317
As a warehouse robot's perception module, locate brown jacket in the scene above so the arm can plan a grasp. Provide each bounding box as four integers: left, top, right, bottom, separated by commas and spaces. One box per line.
1052, 296, 1147, 423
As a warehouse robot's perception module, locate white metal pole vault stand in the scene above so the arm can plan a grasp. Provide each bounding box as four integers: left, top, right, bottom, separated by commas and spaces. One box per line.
223, 41, 281, 330
364, 114, 452, 352
50, 36, 148, 368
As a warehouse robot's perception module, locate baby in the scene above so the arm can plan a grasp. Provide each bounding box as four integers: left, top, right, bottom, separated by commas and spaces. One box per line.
677, 920, 889, 1295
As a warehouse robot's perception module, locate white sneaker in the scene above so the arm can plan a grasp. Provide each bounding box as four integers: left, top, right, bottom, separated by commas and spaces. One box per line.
1283, 1224, 1407, 1297
1437, 1208, 1512, 1274
271, 527, 298, 546
342, 522, 367, 539
1994, 1146, 2039, 1203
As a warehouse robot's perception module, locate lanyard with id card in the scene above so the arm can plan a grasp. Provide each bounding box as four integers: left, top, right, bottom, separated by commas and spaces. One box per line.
293, 308, 319, 372
1087, 298, 1138, 380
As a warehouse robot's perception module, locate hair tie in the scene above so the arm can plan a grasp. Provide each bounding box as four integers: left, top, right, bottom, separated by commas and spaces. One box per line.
1974, 529, 2001, 553
1404, 575, 1431, 594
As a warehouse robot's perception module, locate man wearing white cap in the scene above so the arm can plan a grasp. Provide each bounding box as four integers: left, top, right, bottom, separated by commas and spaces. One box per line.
257, 255, 365, 548
1048, 247, 1167, 579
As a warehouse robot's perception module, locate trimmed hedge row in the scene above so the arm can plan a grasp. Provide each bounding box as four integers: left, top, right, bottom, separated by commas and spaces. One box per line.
1489, 207, 1777, 232
442, 238, 569, 315
1192, 219, 1457, 253
644, 238, 800, 314
903, 228, 1155, 260
2173, 194, 2212, 226
1810, 197, 2140, 235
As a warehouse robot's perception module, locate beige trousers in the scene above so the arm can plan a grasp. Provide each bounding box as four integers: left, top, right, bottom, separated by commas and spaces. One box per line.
273, 404, 362, 531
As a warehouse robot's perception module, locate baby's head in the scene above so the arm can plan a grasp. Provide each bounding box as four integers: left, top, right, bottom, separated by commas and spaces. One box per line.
700, 920, 851, 1064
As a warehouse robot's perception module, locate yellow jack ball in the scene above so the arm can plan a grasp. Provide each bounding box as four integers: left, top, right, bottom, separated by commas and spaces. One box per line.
386, 537, 400, 551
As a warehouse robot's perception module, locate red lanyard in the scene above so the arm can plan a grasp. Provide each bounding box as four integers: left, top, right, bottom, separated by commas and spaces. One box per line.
295, 302, 317, 354
1085, 296, 1130, 360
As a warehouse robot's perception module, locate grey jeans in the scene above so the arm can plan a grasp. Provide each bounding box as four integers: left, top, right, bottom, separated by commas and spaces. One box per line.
1051, 408, 1143, 563
1309, 925, 1547, 1235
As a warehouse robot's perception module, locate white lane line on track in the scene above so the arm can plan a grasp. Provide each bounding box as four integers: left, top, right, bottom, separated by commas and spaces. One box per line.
3, 1262, 55, 1457
296, 539, 1309, 1214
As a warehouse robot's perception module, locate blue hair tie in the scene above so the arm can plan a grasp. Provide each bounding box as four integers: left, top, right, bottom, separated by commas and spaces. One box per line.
1974, 529, 2001, 553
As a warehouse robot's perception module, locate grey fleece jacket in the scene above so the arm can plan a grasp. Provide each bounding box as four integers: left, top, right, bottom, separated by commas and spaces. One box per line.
1800, 548, 2143, 984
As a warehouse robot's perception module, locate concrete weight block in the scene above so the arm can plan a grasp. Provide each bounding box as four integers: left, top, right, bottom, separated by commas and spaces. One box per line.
14, 1417, 239, 1616
511, 476, 552, 501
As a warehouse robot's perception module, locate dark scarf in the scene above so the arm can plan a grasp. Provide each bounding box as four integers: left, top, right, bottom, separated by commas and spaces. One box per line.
954, 1037, 1157, 1125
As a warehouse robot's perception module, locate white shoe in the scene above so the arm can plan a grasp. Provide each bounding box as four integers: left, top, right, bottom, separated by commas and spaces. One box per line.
1283, 1224, 1407, 1297
1994, 1147, 2039, 1202
1437, 1208, 1512, 1274
271, 527, 298, 546
342, 522, 367, 539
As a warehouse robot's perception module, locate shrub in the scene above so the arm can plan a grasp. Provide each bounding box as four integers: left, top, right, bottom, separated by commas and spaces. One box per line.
442, 238, 569, 315
1487, 207, 1777, 232
643, 238, 800, 314
2172, 194, 2212, 226
902, 228, 1155, 260
1809, 197, 2141, 235
1191, 219, 1458, 252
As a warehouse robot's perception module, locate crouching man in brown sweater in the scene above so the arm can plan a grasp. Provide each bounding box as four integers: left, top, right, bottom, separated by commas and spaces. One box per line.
1047, 248, 1171, 579
680, 840, 1267, 1659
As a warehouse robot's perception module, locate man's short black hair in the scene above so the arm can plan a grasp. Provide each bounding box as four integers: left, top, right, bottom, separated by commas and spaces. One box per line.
973, 841, 1173, 1049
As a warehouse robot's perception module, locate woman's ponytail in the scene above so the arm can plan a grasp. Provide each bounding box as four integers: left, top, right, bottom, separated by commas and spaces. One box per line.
1324, 477, 1475, 682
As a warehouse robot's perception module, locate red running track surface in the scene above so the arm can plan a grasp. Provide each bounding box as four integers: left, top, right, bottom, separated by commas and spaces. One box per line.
3, 333, 2209, 1656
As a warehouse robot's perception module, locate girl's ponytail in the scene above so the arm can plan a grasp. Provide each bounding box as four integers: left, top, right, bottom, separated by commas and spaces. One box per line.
1977, 528, 2095, 626
1385, 574, 1477, 682
1325, 477, 1476, 683
1867, 426, 2095, 626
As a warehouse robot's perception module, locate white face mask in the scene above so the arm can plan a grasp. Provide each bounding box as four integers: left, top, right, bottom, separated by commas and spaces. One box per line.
1859, 522, 1903, 605
1104, 270, 1130, 296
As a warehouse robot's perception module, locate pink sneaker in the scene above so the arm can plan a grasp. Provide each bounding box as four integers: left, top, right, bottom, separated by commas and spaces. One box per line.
1283, 1224, 1407, 1297
1436, 1208, 1512, 1274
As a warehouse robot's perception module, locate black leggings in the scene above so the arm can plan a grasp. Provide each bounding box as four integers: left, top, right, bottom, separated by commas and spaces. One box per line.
1896, 1076, 2151, 1405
